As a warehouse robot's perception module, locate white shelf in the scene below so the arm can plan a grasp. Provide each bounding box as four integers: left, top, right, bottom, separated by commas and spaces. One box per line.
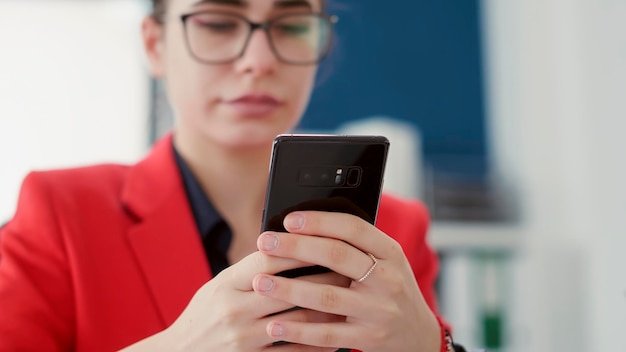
428, 221, 523, 251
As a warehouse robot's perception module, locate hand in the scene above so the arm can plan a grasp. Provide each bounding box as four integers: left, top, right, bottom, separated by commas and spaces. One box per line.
122, 250, 347, 352
253, 211, 442, 352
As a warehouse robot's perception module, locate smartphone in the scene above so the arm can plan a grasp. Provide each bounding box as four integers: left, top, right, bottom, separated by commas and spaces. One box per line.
261, 134, 390, 278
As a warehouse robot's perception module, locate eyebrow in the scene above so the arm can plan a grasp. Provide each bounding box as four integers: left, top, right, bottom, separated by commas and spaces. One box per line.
274, 0, 313, 10
191, 0, 313, 10
192, 0, 247, 7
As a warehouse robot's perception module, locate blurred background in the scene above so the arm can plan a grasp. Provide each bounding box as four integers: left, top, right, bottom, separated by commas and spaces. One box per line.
1, 0, 624, 351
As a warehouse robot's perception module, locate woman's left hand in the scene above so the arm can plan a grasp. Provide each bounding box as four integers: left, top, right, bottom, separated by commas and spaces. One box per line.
253, 211, 442, 352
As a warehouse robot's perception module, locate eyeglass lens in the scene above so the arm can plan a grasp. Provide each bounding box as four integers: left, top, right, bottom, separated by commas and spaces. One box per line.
184, 13, 332, 64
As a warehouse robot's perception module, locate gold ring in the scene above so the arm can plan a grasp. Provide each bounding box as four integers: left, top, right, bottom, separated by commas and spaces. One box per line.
356, 253, 378, 283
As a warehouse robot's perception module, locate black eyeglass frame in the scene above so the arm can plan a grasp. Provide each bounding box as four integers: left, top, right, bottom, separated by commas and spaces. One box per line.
179, 11, 338, 66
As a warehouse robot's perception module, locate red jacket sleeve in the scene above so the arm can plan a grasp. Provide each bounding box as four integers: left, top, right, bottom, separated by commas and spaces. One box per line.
0, 172, 75, 351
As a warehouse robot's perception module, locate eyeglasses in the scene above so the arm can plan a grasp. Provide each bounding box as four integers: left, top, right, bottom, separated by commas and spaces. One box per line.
180, 11, 337, 65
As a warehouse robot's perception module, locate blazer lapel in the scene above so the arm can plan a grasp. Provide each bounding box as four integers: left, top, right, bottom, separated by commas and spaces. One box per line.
122, 134, 212, 326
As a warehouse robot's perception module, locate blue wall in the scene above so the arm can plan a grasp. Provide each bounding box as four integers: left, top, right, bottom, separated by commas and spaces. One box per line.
299, 0, 487, 175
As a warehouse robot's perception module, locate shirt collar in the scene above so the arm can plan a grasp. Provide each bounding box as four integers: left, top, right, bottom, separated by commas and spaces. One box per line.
172, 143, 223, 238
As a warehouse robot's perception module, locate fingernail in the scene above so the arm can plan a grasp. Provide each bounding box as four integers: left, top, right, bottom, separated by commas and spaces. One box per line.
269, 322, 285, 337
260, 233, 278, 251
257, 276, 274, 293
284, 213, 304, 230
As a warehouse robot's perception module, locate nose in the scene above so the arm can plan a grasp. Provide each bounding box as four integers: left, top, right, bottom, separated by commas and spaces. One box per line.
234, 28, 278, 76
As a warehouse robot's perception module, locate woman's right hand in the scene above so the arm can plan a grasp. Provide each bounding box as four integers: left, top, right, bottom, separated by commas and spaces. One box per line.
122, 250, 349, 352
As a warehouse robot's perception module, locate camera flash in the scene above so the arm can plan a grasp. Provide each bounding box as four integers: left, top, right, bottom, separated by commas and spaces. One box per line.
335, 169, 343, 185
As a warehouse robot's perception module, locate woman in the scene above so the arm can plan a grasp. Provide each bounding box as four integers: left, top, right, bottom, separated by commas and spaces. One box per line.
0, 0, 459, 351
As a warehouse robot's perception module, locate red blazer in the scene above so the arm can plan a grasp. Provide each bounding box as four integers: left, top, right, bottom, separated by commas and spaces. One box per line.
0, 135, 441, 351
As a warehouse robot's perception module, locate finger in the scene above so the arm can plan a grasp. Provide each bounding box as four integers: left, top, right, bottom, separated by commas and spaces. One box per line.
265, 320, 362, 351
234, 290, 298, 320
252, 274, 368, 318
213, 300, 343, 349
258, 232, 379, 282
263, 306, 345, 325
228, 256, 352, 319
296, 271, 351, 288
262, 344, 337, 352
245, 272, 351, 318
228, 251, 315, 291
258, 309, 344, 351
282, 211, 403, 261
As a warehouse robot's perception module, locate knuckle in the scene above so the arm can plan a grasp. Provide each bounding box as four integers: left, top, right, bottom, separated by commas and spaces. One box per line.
374, 298, 398, 321
320, 286, 339, 309
254, 251, 275, 273
387, 273, 405, 295
370, 329, 389, 348
225, 330, 247, 349
293, 308, 309, 323
320, 326, 338, 346
253, 251, 265, 269
389, 283, 404, 298
389, 239, 403, 256
222, 307, 243, 325
329, 242, 349, 265
221, 264, 237, 287
351, 217, 368, 237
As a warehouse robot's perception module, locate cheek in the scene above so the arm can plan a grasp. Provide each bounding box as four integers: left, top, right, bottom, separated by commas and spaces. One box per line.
162, 34, 223, 118
162, 32, 194, 109
289, 68, 318, 117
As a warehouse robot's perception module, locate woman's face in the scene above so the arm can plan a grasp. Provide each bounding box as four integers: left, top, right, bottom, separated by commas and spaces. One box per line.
144, 0, 323, 149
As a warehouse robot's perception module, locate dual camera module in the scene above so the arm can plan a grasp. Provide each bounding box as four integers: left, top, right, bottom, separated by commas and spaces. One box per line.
298, 166, 362, 187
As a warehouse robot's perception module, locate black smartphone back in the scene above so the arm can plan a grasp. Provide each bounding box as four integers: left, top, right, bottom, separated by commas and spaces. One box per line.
261, 134, 389, 277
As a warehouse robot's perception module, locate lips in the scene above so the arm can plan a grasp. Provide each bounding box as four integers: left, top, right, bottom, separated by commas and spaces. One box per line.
225, 93, 283, 117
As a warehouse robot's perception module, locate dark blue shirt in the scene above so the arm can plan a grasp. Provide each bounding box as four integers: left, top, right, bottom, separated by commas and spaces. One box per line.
172, 144, 232, 276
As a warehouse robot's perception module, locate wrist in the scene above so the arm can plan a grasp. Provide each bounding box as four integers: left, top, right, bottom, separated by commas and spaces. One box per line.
118, 327, 179, 352
417, 309, 445, 352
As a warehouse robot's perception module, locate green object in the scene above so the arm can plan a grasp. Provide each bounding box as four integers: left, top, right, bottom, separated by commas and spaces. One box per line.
482, 310, 503, 349
477, 251, 506, 350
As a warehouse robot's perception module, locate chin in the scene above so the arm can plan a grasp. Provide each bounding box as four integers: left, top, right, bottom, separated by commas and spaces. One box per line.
211, 128, 280, 150
217, 119, 298, 149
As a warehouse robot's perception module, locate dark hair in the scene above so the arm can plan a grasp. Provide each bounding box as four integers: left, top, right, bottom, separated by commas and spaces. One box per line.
150, 0, 327, 21
150, 0, 167, 22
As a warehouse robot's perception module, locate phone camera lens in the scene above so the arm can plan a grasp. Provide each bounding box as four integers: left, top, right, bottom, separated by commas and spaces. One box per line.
346, 168, 361, 187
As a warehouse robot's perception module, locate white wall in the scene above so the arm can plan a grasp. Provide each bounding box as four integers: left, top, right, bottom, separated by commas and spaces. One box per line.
482, 0, 626, 351
582, 1, 626, 349
0, 0, 150, 221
